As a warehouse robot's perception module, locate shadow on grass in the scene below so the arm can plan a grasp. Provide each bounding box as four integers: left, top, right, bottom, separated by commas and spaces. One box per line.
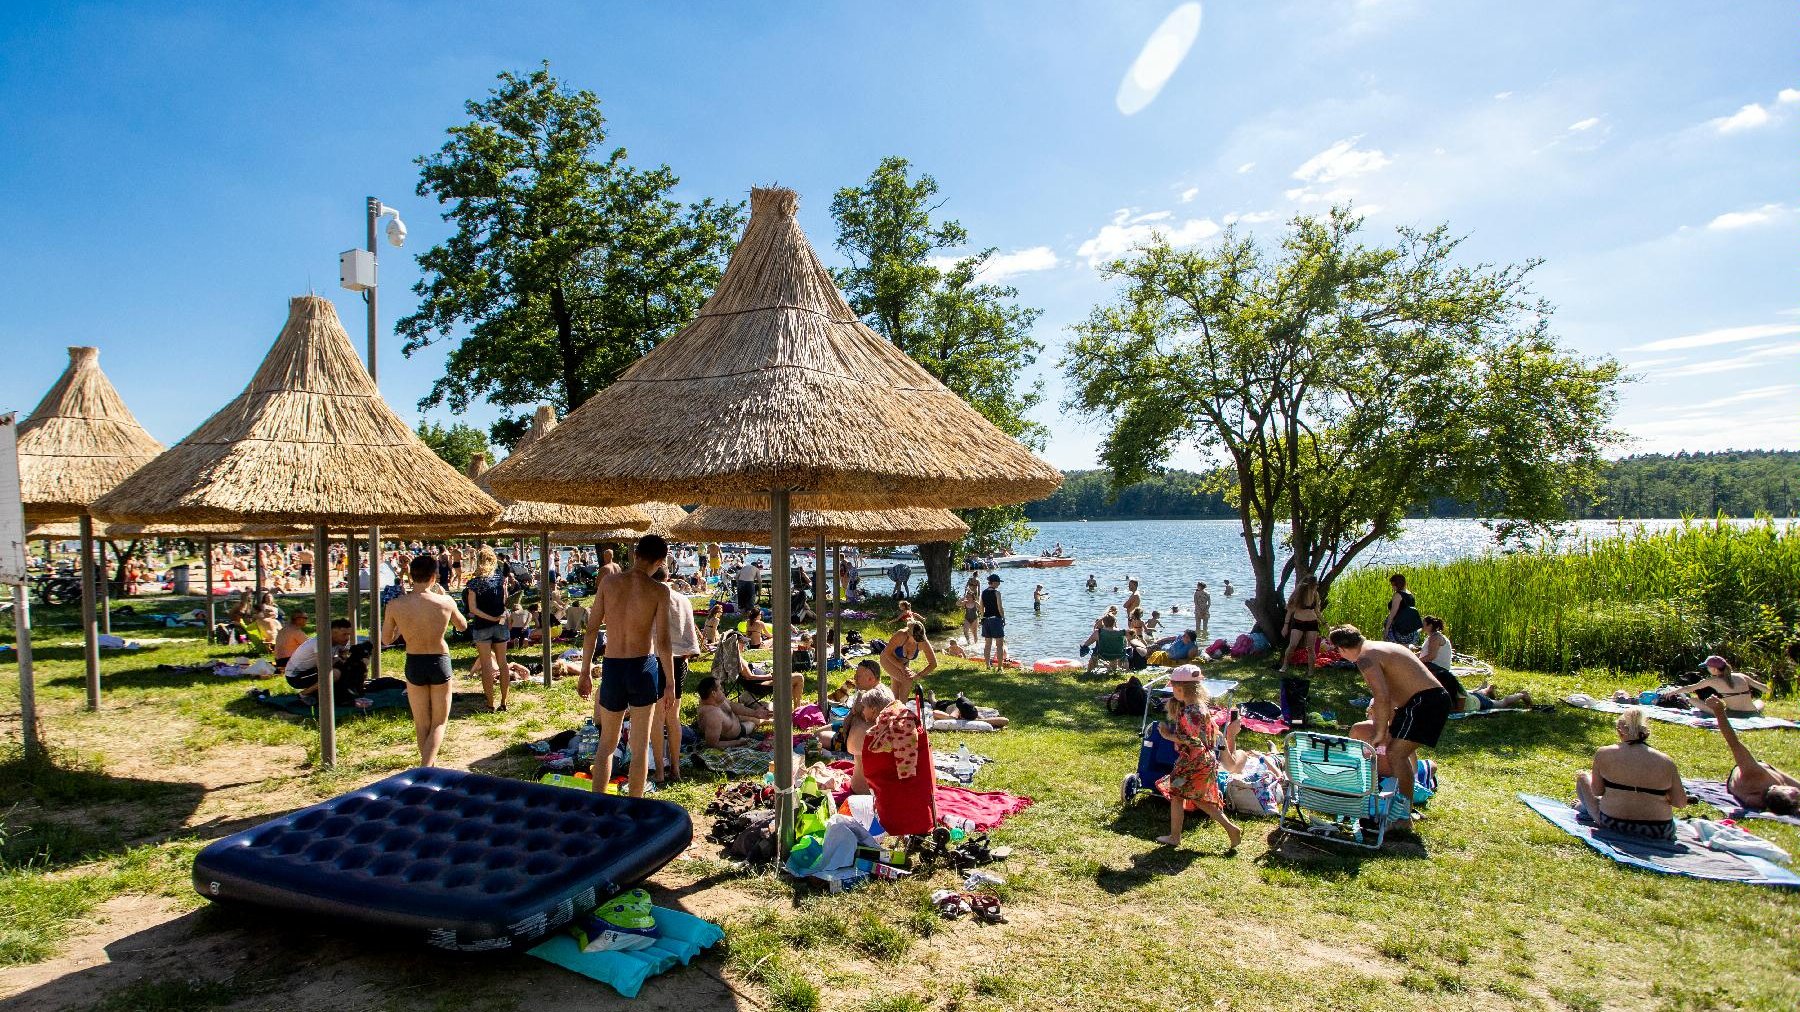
0, 745, 207, 871
1094, 847, 1202, 893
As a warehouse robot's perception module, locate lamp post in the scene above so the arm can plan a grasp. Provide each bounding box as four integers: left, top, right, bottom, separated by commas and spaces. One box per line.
342, 197, 406, 680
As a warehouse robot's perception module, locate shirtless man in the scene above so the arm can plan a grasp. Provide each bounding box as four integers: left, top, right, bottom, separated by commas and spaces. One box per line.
1123, 578, 1141, 618
579, 534, 675, 798
1332, 624, 1452, 830
599, 548, 621, 577
692, 676, 763, 748
381, 555, 467, 766
1702, 696, 1800, 815
838, 659, 885, 794
274, 609, 311, 673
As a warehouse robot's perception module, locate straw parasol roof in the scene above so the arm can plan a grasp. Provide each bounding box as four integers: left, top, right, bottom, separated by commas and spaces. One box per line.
671, 505, 967, 546
91, 296, 503, 528
17, 347, 165, 524
504, 404, 684, 540
26, 521, 108, 541
486, 186, 1062, 509
462, 453, 650, 538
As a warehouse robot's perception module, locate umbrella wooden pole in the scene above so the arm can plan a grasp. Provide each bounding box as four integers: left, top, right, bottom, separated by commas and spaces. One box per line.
203, 538, 215, 633
770, 491, 795, 852
314, 526, 336, 768
815, 533, 828, 713
98, 539, 110, 635
346, 537, 360, 642
831, 545, 843, 675
540, 532, 552, 687
13, 584, 38, 760
79, 516, 100, 710
254, 541, 265, 594
368, 526, 382, 683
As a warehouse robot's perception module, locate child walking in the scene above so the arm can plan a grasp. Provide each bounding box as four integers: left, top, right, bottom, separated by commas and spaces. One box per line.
1155, 665, 1242, 852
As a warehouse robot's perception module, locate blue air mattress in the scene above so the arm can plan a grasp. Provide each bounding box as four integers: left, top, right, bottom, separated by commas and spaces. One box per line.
192, 767, 692, 951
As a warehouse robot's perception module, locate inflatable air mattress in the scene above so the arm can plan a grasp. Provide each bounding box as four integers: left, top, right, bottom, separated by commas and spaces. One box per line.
192, 767, 692, 951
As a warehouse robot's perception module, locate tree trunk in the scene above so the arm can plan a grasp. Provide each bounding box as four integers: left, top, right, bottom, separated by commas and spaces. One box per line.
550, 284, 587, 408
920, 541, 953, 598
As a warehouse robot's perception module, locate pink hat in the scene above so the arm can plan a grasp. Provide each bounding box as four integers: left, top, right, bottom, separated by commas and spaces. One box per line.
1169, 664, 1202, 683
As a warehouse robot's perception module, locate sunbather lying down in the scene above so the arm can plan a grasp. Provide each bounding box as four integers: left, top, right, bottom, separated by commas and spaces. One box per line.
1701, 696, 1800, 816
930, 694, 1009, 729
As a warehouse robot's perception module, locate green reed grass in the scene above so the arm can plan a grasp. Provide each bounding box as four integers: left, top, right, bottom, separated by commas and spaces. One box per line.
1331, 518, 1800, 684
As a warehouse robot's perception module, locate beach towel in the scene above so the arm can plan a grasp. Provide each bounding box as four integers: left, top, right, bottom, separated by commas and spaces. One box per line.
213, 659, 277, 678
933, 785, 1033, 831
1519, 794, 1800, 887
1563, 695, 1797, 731
250, 687, 409, 721
1448, 707, 1528, 720
1682, 778, 1800, 828
527, 905, 724, 998
1210, 708, 1287, 736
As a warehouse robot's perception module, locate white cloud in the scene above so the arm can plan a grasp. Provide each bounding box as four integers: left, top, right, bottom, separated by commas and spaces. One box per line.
1179, 186, 1200, 202
1291, 137, 1392, 183
1567, 116, 1601, 132
926, 246, 1061, 283
1115, 3, 1203, 116
1781, 88, 1800, 104
1494, 91, 1513, 100
1634, 322, 1800, 352
1684, 384, 1799, 411
1224, 210, 1278, 225
1651, 342, 1800, 378
1284, 185, 1357, 205
1078, 208, 1220, 266
1130, 210, 1173, 223
1620, 401, 1798, 452
1236, 162, 1255, 174
1705, 203, 1786, 230
1712, 103, 1770, 133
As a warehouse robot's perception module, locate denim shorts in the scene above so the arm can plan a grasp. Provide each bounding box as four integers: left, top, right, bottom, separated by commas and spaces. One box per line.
470, 624, 510, 644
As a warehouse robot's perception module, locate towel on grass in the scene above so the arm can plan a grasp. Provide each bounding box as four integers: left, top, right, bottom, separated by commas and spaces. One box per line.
527, 905, 723, 998
251, 687, 409, 720
1448, 707, 1529, 720
1209, 709, 1288, 736
1563, 695, 1797, 732
1682, 778, 1800, 828
1520, 793, 1799, 887
934, 784, 1033, 831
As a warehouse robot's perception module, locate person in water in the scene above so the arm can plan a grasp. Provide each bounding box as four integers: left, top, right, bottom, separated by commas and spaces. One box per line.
1033, 584, 1047, 613
1700, 695, 1799, 816
1575, 706, 1687, 841
1086, 574, 1098, 592
1221, 579, 1233, 598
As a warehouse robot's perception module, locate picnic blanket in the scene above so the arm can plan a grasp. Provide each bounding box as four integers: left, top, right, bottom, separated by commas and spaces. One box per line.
1563, 695, 1797, 731
1683, 778, 1800, 828
527, 905, 723, 998
934, 784, 1033, 831
1520, 794, 1800, 887
249, 687, 409, 721
1449, 707, 1529, 720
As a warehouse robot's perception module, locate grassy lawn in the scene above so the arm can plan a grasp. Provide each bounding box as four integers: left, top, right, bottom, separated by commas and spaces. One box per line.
1, 587, 1797, 1011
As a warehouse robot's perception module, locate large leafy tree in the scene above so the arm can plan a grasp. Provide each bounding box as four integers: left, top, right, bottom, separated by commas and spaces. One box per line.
1064, 207, 1623, 638
831, 157, 1046, 593
416, 420, 491, 473
398, 64, 744, 448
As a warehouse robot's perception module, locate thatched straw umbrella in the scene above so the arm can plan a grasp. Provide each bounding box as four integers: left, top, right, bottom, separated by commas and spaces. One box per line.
488, 186, 1060, 842
17, 346, 165, 710
672, 506, 969, 709
93, 295, 501, 766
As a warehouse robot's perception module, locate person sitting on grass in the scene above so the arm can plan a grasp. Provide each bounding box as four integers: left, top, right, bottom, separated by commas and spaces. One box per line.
744, 609, 770, 648
273, 610, 310, 672
1659, 655, 1768, 717
1575, 706, 1687, 841
1699, 696, 1800, 816
700, 602, 723, 651
284, 619, 353, 701
929, 693, 1010, 729
1149, 628, 1200, 665
692, 675, 765, 748
1153, 665, 1242, 852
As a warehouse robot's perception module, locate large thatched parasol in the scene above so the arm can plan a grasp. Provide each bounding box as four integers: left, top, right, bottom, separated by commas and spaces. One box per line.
486, 186, 1060, 842
16, 346, 166, 710
93, 295, 503, 767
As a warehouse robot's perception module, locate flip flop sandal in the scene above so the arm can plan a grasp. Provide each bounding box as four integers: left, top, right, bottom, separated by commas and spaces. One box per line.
965, 892, 1007, 924
931, 890, 971, 918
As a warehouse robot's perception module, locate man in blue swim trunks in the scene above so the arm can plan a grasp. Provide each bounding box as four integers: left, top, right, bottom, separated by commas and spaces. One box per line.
578, 535, 676, 798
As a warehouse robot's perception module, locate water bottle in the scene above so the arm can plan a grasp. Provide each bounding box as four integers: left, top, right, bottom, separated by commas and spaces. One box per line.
577, 718, 599, 763
957, 742, 972, 765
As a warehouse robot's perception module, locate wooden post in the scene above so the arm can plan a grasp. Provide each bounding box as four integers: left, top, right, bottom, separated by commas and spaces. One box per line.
315, 526, 336, 768
770, 491, 794, 852
203, 538, 215, 634
346, 537, 360, 641
79, 516, 100, 710
815, 533, 828, 713
540, 532, 553, 687
98, 538, 110, 635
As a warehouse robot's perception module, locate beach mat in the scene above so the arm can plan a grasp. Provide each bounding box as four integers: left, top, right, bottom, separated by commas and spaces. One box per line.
1562, 695, 1797, 731
1519, 793, 1799, 887
527, 906, 723, 998
251, 687, 409, 721
1449, 707, 1528, 720
1682, 778, 1800, 828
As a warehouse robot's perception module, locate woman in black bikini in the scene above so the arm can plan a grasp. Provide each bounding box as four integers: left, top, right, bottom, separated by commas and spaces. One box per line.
1279, 576, 1323, 674
880, 619, 938, 700
1575, 706, 1689, 841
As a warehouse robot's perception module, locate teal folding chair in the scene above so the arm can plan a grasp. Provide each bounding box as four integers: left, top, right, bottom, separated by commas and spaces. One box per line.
1278, 731, 1399, 850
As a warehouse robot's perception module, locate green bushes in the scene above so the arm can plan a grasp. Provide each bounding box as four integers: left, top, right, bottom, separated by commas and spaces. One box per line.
1331, 519, 1800, 685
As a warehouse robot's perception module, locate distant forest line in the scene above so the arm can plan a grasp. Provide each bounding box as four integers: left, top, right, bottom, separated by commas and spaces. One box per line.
1024, 451, 1800, 521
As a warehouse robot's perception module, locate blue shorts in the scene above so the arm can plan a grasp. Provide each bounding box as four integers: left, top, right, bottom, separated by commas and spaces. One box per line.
470, 624, 509, 644
981, 616, 1005, 639
599, 655, 663, 713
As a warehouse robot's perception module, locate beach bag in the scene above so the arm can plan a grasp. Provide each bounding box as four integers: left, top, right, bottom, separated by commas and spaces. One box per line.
1107, 676, 1147, 717
1279, 676, 1311, 724
1392, 591, 1423, 637
722, 810, 778, 864
1229, 634, 1255, 658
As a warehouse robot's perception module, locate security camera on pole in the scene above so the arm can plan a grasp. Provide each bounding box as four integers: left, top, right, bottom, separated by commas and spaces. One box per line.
340, 198, 406, 682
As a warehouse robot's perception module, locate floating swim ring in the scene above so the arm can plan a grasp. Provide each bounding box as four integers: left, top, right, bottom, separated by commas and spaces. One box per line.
1033, 658, 1082, 673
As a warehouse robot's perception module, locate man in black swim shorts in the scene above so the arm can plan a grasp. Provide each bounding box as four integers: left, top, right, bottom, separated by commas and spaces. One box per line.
1331, 624, 1451, 829
382, 555, 467, 767
579, 535, 675, 797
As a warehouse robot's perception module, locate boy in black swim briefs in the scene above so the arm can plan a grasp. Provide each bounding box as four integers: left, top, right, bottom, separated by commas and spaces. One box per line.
382, 555, 467, 767
579, 535, 676, 798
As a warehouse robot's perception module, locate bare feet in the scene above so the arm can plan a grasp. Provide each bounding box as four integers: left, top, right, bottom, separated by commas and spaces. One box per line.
1224, 823, 1242, 851
1154, 834, 1181, 847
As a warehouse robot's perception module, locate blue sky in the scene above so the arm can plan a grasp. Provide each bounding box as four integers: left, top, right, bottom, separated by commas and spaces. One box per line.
1, 1, 1793, 471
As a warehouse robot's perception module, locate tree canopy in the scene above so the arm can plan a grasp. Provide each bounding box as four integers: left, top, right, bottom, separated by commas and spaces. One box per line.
398, 63, 744, 448
416, 420, 491, 474
830, 157, 1047, 589
1063, 207, 1623, 637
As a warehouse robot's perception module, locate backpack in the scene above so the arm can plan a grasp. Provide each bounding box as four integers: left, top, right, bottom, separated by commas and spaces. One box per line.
1107, 676, 1147, 716
722, 810, 778, 865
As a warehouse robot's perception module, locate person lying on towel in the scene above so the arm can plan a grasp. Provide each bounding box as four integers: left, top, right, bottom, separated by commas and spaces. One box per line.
1575, 706, 1689, 841
1700, 696, 1799, 816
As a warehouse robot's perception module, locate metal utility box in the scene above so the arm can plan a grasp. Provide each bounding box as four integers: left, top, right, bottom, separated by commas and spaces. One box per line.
339, 249, 377, 291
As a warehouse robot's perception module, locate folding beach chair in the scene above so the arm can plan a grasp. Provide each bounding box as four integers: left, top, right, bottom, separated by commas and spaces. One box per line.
1091, 628, 1128, 676
713, 631, 771, 702
1277, 731, 1399, 850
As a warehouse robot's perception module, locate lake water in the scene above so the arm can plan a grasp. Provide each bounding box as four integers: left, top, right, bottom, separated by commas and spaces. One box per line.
968, 518, 1758, 663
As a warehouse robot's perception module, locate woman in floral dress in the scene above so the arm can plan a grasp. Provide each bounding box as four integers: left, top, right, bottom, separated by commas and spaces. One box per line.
1156, 665, 1242, 851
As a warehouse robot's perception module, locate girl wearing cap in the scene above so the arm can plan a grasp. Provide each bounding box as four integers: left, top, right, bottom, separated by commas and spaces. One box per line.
1155, 665, 1242, 852
1660, 655, 1767, 718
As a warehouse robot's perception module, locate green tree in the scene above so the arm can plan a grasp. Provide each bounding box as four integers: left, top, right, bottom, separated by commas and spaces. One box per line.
831, 157, 1046, 591
416, 420, 491, 474
398, 63, 744, 448
1064, 207, 1623, 638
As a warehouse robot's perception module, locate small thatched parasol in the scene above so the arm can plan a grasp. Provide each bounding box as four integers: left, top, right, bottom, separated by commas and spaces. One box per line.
16, 345, 166, 711
671, 505, 967, 546
484, 187, 1060, 844
465, 453, 650, 539
92, 295, 503, 767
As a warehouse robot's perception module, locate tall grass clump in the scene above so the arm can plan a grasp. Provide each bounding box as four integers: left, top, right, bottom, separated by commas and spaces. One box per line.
1331, 518, 1800, 686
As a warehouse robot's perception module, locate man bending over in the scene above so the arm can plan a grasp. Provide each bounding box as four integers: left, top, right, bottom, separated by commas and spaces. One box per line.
1332, 624, 1451, 831
578, 534, 675, 798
